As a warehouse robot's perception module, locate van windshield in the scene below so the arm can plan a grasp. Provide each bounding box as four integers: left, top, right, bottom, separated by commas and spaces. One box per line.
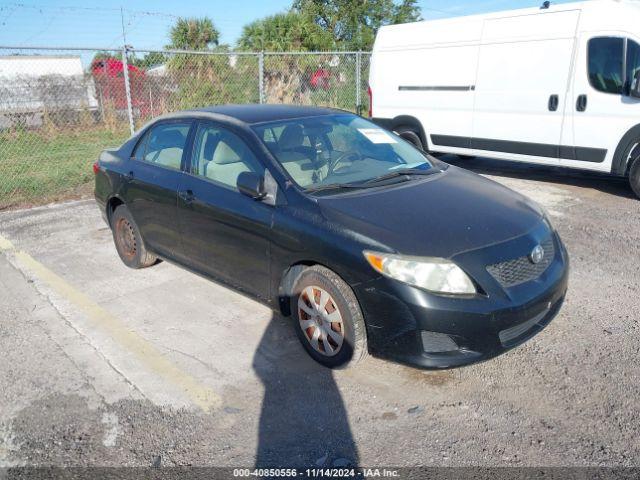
253, 114, 438, 191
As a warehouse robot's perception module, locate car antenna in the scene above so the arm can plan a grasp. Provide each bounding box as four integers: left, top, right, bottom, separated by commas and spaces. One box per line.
540, 1, 551, 9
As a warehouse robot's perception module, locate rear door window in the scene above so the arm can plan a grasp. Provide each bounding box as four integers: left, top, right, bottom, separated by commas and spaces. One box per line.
132, 133, 149, 160
191, 124, 264, 190
588, 37, 624, 94
140, 122, 191, 170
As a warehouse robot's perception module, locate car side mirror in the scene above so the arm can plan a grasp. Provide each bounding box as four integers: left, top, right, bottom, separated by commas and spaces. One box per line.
630, 70, 640, 98
237, 172, 266, 200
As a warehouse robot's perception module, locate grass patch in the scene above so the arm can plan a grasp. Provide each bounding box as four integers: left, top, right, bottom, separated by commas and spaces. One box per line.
0, 126, 130, 209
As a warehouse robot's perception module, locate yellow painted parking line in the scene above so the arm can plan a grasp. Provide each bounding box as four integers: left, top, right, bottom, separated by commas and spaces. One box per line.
0, 235, 14, 251
0, 233, 221, 412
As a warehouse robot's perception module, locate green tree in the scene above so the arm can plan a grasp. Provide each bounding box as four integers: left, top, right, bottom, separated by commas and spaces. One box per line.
164, 18, 257, 111
131, 51, 167, 69
90, 51, 166, 71
292, 0, 421, 50
168, 17, 220, 50
90, 51, 122, 66
238, 11, 334, 52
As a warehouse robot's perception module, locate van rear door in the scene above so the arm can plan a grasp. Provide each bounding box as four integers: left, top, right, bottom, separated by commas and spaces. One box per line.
469, 10, 580, 164
370, 17, 482, 147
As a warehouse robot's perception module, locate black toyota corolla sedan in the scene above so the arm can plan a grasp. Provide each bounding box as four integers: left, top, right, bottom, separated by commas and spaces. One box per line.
94, 104, 568, 370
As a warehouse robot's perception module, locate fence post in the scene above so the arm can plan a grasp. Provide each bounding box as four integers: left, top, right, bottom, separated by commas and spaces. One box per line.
121, 46, 135, 135
355, 51, 362, 116
98, 85, 105, 123
258, 51, 265, 104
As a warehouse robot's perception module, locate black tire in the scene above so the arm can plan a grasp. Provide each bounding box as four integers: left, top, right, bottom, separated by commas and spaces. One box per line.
394, 127, 425, 151
290, 265, 367, 369
110, 205, 157, 269
630, 156, 640, 199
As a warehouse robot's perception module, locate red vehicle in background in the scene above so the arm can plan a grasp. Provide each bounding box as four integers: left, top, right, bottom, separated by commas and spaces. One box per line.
91, 58, 149, 117
309, 68, 331, 90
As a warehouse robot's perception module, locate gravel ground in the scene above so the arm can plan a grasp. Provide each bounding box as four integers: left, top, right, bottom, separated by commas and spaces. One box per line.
0, 156, 638, 468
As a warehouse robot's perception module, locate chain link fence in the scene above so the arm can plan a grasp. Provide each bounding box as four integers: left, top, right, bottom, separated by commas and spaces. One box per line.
0, 46, 371, 209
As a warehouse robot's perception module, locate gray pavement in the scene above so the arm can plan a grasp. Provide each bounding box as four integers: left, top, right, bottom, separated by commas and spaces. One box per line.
0, 156, 639, 467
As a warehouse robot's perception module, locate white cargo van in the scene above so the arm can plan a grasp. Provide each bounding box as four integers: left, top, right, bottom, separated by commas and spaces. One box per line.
369, 0, 640, 197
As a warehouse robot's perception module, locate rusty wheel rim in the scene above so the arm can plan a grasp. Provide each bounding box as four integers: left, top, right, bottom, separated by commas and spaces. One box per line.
297, 286, 344, 357
115, 217, 137, 261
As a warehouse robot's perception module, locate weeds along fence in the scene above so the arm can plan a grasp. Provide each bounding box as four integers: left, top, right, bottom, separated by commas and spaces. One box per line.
0, 46, 371, 209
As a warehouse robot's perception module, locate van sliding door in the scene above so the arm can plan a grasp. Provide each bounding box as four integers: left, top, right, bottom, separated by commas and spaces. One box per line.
469, 10, 580, 164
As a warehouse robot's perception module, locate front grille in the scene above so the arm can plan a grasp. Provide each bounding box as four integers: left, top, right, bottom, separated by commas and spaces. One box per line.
499, 308, 548, 346
487, 237, 555, 288
498, 294, 564, 348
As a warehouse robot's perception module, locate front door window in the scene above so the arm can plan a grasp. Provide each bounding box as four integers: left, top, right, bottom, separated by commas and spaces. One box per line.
626, 39, 640, 94
588, 37, 624, 95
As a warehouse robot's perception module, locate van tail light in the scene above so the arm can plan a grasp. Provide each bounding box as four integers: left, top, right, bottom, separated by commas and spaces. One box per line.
367, 86, 373, 118
93, 161, 100, 175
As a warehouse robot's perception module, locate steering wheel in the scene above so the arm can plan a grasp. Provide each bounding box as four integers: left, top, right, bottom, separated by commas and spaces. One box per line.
328, 150, 361, 176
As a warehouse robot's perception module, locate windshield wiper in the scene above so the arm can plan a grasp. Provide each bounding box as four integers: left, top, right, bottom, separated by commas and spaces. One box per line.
361, 168, 440, 185
305, 182, 369, 193
306, 168, 439, 193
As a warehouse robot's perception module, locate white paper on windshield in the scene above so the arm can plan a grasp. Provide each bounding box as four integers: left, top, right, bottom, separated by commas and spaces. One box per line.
357, 128, 397, 144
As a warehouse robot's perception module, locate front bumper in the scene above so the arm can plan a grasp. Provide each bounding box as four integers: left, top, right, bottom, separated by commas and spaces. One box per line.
354, 230, 569, 369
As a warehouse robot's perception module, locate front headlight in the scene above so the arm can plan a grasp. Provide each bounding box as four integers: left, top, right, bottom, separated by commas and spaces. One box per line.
364, 251, 477, 295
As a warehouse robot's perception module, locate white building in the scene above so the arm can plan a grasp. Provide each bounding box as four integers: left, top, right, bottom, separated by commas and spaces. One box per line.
0, 54, 98, 128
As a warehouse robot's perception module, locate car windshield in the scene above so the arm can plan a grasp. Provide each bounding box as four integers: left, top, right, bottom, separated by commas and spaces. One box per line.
253, 114, 438, 191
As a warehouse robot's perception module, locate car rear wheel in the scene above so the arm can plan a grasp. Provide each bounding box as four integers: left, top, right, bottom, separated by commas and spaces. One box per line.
111, 205, 157, 269
290, 266, 367, 369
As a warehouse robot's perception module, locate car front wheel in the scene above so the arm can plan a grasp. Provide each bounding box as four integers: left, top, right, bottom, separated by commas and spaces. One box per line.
290, 266, 368, 369
111, 205, 157, 269
630, 156, 640, 199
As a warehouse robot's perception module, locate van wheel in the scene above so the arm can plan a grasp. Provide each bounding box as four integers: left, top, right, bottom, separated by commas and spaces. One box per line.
394, 127, 425, 151
111, 205, 158, 269
290, 266, 367, 369
630, 157, 640, 199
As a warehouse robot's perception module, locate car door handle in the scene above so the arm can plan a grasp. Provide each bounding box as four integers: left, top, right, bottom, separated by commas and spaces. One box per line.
548, 94, 559, 112
179, 190, 195, 204
576, 94, 588, 112
125, 171, 134, 181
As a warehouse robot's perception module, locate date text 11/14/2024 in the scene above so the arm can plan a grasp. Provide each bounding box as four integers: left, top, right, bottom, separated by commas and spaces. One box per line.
232, 468, 400, 477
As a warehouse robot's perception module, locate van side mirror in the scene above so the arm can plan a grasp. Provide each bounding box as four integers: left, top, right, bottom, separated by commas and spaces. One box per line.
630, 70, 640, 98
237, 171, 266, 200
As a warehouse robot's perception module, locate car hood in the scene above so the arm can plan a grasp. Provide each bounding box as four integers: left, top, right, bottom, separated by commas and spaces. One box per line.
317, 166, 544, 259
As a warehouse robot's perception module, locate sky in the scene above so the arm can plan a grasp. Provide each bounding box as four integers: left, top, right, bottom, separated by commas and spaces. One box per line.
0, 0, 576, 54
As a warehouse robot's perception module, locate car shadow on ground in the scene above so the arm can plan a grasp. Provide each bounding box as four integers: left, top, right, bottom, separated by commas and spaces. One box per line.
252, 312, 359, 468
440, 154, 636, 199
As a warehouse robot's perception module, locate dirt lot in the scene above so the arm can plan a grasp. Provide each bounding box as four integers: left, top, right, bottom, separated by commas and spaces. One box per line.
0, 156, 639, 468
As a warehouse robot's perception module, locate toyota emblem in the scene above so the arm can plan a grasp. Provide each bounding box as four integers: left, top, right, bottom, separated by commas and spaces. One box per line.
529, 245, 545, 264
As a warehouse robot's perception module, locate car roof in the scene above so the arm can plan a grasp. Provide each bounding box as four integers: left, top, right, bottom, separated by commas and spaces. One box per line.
189, 104, 344, 125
